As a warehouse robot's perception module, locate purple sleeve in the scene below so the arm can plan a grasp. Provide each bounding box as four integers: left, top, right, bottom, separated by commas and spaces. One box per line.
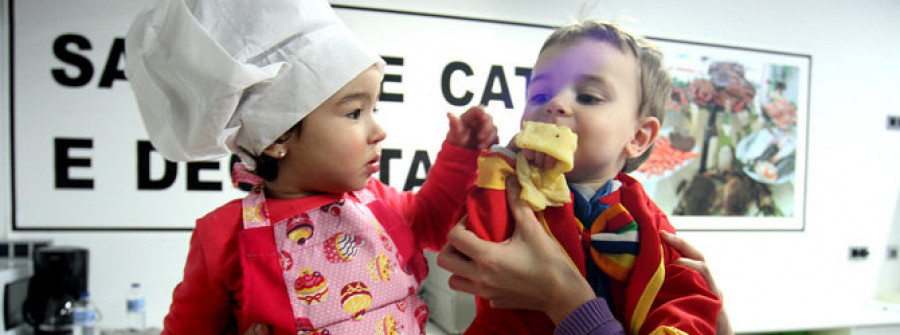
554, 298, 625, 335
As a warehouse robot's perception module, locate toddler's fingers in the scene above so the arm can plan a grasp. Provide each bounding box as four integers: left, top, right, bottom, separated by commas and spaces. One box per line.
460, 105, 488, 126
529, 151, 555, 170
446, 112, 463, 136
532, 151, 545, 167
477, 122, 498, 142
480, 127, 499, 148
523, 148, 535, 163
506, 136, 519, 151
472, 113, 497, 145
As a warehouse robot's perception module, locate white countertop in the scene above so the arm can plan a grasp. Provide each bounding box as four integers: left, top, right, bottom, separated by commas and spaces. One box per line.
730, 299, 900, 333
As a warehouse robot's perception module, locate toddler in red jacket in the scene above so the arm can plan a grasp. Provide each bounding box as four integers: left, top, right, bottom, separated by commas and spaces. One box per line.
463, 20, 722, 335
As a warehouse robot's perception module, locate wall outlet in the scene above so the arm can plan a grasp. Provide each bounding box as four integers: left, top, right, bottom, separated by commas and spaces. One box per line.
850, 246, 870, 260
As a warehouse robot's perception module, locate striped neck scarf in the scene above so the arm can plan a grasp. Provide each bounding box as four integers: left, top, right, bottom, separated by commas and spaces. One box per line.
571, 179, 640, 298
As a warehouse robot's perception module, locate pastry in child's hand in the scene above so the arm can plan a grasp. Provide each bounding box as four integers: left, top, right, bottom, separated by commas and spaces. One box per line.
514, 121, 578, 211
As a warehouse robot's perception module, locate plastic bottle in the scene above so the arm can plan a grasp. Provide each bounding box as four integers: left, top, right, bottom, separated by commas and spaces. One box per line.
126, 282, 147, 331
72, 292, 100, 335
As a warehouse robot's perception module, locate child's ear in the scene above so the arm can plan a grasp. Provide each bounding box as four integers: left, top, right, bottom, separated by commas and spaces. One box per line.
625, 116, 660, 158
262, 143, 288, 159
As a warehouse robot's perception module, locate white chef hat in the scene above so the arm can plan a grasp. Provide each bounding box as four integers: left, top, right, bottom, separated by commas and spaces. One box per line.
125, 0, 384, 169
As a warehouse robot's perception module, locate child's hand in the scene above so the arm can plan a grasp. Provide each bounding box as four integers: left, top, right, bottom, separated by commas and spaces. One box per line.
508, 127, 559, 171
521, 147, 558, 170
446, 105, 499, 150
507, 121, 578, 172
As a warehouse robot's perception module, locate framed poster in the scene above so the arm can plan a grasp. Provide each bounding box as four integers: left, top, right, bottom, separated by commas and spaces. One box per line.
7, 0, 809, 231
629, 38, 811, 231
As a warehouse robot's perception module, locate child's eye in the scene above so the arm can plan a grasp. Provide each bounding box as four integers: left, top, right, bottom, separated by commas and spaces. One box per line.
577, 93, 604, 104
347, 110, 362, 119
528, 93, 550, 105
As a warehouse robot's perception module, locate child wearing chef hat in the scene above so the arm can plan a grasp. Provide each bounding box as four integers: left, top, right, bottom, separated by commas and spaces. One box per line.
125, 0, 497, 333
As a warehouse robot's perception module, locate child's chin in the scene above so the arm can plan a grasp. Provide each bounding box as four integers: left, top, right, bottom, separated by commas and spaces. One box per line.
350, 177, 372, 191
320, 180, 369, 195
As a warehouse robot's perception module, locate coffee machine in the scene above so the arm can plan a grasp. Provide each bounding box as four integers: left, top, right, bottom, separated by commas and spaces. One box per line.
23, 247, 88, 334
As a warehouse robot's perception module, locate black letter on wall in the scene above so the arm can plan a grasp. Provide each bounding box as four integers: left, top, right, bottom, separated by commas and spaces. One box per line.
187, 162, 222, 191
480, 65, 513, 108
55, 138, 94, 189
137, 141, 176, 190
378, 149, 402, 185
380, 56, 404, 102
515, 67, 532, 90
403, 150, 431, 191
51, 34, 93, 87
98, 38, 127, 88
441, 61, 474, 106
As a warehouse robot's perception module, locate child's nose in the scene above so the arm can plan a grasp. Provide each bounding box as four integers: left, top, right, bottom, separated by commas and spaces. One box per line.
544, 99, 573, 118
370, 121, 387, 143
545, 107, 572, 116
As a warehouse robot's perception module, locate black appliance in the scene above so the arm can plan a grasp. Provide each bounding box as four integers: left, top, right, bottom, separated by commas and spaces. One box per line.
23, 247, 88, 335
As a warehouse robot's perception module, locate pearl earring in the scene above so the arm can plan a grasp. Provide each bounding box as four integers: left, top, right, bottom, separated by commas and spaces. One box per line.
278, 149, 286, 158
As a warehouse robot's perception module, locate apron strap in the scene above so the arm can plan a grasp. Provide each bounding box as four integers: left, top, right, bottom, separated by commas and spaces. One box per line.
238, 182, 294, 333
242, 187, 271, 229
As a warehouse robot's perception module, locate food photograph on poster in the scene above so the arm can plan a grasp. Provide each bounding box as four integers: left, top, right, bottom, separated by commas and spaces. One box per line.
630, 38, 811, 231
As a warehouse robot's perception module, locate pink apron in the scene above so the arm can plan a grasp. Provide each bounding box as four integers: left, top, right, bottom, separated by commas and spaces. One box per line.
238, 185, 429, 334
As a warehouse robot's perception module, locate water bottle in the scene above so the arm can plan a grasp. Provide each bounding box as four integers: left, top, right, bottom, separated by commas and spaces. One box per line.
72, 292, 100, 335
126, 282, 147, 331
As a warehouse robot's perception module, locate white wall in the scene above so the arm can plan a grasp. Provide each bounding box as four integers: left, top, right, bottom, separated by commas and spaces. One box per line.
2, 0, 900, 331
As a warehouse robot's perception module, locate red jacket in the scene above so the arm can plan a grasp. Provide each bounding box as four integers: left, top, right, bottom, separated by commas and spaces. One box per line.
465, 151, 720, 335
162, 142, 478, 334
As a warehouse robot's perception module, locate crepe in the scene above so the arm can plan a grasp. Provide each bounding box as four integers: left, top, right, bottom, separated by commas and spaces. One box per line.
514, 121, 578, 211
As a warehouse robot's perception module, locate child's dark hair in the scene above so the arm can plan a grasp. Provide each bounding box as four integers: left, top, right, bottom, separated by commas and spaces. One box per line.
252, 120, 303, 181
540, 20, 672, 173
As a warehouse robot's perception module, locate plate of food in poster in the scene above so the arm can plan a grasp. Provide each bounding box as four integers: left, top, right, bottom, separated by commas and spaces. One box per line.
735, 127, 796, 185
636, 127, 701, 180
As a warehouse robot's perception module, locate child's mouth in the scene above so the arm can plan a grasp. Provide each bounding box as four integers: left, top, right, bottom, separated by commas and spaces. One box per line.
366, 155, 381, 174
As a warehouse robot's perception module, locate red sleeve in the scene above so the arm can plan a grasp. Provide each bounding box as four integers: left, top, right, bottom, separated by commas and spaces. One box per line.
463, 150, 517, 242
615, 174, 720, 335
637, 195, 720, 335
163, 200, 243, 334
465, 187, 513, 242
640, 259, 720, 335
368, 141, 479, 251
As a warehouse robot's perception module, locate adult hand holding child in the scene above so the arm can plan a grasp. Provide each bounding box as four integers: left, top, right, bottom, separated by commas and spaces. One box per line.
439, 185, 734, 334
437, 176, 597, 325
